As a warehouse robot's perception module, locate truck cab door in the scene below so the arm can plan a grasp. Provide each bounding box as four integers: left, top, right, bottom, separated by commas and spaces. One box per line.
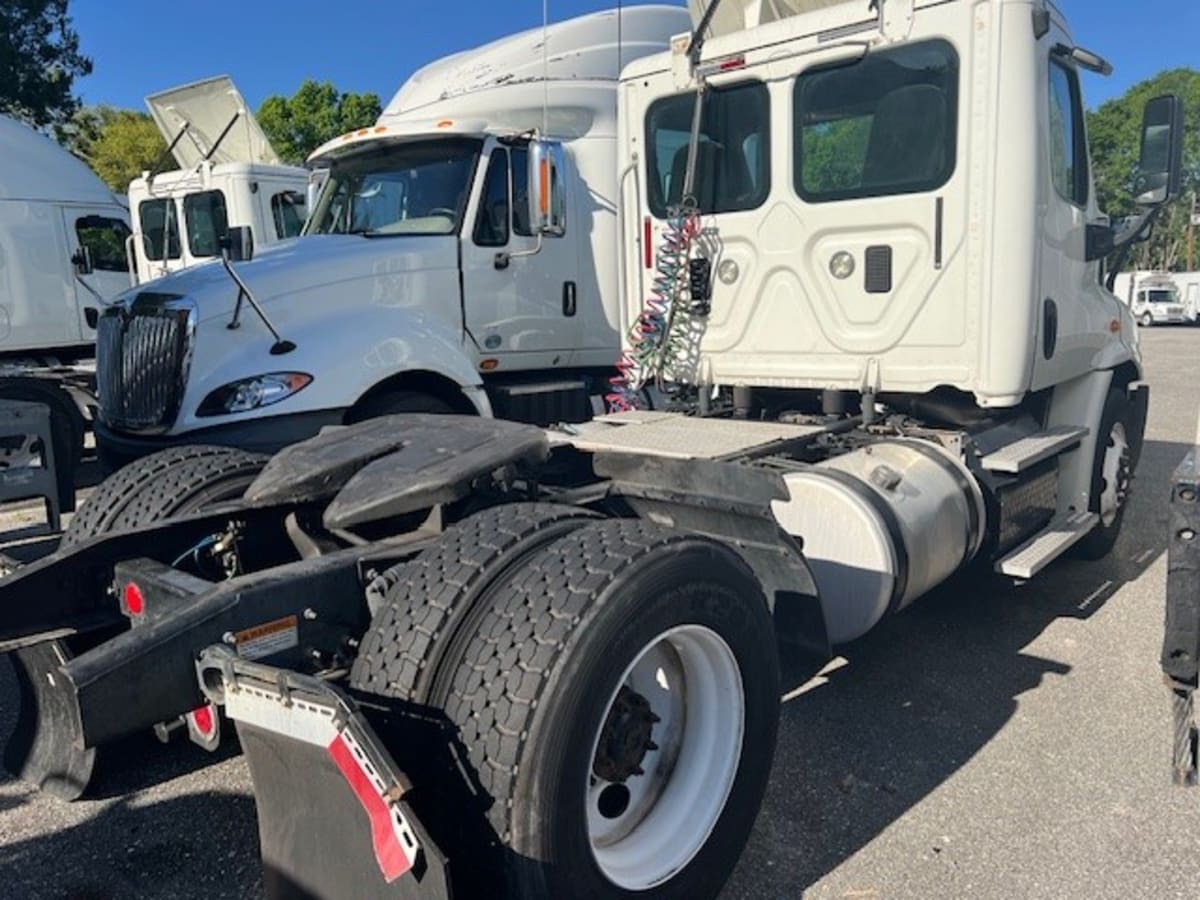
460, 142, 579, 368
64, 208, 133, 338
1032, 49, 1118, 387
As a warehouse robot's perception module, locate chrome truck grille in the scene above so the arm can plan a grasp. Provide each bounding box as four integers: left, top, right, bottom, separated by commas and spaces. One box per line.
97, 297, 196, 433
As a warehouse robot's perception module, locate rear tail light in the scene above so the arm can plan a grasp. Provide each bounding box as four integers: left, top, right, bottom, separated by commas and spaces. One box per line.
644, 217, 653, 269
122, 582, 145, 617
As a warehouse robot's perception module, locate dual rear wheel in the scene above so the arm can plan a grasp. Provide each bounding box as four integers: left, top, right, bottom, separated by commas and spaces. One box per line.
351, 504, 780, 899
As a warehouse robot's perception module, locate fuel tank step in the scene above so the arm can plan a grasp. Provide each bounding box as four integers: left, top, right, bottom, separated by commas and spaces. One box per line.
995, 510, 1098, 578
981, 426, 1088, 473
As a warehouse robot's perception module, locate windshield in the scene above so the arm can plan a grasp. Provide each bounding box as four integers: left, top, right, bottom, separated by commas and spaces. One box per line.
1147, 289, 1178, 304
307, 138, 482, 237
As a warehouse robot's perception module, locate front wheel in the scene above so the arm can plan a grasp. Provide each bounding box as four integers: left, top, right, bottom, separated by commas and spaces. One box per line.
1139, 312, 1154, 328
1074, 387, 1134, 560
439, 520, 780, 899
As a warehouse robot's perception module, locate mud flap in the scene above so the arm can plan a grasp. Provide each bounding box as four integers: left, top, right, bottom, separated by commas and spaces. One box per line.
4, 640, 95, 800
196, 647, 451, 900
1164, 442, 1200, 785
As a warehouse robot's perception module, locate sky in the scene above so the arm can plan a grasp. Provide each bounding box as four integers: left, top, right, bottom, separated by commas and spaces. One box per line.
70, 0, 1198, 114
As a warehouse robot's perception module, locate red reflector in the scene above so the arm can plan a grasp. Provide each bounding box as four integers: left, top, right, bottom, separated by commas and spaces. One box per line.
190, 704, 215, 738
643, 217, 653, 269
719, 55, 746, 71
123, 582, 145, 617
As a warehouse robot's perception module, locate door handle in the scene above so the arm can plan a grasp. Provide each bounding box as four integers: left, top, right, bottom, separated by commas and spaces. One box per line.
563, 281, 577, 317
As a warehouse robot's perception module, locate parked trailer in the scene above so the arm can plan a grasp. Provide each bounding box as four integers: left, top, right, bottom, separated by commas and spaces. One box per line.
0, 115, 132, 503
0, 1, 1187, 897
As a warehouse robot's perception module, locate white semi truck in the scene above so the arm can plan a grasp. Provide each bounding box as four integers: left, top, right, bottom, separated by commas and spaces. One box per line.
0, 2, 1186, 899
127, 76, 309, 285
0, 115, 133, 501
93, 8, 690, 466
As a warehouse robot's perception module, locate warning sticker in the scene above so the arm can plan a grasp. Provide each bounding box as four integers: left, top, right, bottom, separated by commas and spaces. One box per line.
235, 615, 299, 661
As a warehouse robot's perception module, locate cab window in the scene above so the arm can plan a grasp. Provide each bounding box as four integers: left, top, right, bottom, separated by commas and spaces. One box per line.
474, 150, 510, 247
183, 190, 229, 258
271, 192, 305, 239
1048, 59, 1089, 207
75, 215, 131, 272
645, 81, 770, 218
138, 199, 181, 261
794, 40, 958, 202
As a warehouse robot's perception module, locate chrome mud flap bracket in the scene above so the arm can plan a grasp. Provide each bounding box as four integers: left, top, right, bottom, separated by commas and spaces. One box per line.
197, 647, 452, 900
1164, 442, 1200, 786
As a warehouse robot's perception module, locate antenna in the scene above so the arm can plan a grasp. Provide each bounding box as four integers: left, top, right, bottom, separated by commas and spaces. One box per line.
617, 0, 623, 77
542, 0, 549, 136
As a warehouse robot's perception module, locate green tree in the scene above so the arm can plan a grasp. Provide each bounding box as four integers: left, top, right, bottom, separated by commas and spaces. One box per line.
1087, 68, 1200, 271
73, 108, 167, 192
257, 81, 382, 163
0, 0, 91, 128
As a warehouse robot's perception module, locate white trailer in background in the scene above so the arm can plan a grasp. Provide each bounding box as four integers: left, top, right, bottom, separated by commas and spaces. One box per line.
0, 115, 133, 501
1170, 271, 1200, 321
127, 77, 309, 285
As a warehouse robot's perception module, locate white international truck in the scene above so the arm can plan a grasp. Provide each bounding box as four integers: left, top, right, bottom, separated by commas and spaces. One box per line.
0, 114, 133, 502
0, 2, 1186, 899
93, 8, 690, 467
127, 76, 309, 285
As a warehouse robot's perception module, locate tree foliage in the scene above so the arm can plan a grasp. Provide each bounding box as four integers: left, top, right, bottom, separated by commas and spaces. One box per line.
1087, 68, 1200, 271
60, 105, 167, 191
256, 81, 382, 163
0, 0, 91, 128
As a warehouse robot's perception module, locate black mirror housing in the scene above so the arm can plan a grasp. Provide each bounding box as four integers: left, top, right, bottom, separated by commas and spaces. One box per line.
72, 245, 94, 276
220, 225, 255, 263
1134, 95, 1185, 207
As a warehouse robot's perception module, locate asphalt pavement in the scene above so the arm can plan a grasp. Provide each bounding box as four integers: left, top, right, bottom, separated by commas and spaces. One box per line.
1, 327, 1198, 899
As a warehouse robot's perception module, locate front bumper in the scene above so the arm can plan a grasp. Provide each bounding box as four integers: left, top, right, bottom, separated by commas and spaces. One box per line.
96, 408, 345, 466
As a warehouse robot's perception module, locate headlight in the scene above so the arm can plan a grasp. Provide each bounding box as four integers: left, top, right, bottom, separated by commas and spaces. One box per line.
197, 372, 313, 417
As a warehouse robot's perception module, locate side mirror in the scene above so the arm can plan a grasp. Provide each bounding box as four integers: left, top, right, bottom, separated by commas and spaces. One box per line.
1133, 95, 1185, 207
307, 169, 330, 216
71, 246, 94, 276
220, 226, 255, 263
528, 140, 567, 237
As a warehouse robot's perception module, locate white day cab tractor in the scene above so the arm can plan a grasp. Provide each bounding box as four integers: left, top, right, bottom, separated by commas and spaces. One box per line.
93, 7, 690, 469
0, 115, 132, 504
0, 2, 1186, 898
126, 76, 309, 286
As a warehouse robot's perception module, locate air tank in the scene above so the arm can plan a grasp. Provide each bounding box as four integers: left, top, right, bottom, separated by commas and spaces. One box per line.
771, 439, 985, 644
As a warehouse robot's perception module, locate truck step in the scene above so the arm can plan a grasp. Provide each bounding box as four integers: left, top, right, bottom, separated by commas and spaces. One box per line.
981, 426, 1088, 473
995, 510, 1098, 578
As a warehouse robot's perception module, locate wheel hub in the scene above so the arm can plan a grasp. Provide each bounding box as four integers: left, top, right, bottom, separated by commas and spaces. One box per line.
593, 686, 659, 783
1099, 422, 1131, 527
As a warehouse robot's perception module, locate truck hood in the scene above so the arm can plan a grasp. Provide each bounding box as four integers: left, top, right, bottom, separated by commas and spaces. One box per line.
121, 234, 460, 323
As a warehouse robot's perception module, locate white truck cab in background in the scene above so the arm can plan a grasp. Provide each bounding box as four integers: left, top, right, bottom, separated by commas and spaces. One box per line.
95, 7, 689, 465
1112, 270, 1192, 325
127, 77, 308, 285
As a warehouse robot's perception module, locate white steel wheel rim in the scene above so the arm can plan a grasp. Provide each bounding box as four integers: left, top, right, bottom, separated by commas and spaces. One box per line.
1099, 421, 1130, 527
586, 624, 745, 891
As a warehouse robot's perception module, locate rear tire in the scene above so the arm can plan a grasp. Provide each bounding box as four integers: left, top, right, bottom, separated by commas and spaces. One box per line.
351, 502, 599, 704
9, 445, 268, 799
434, 520, 779, 899
62, 445, 267, 548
